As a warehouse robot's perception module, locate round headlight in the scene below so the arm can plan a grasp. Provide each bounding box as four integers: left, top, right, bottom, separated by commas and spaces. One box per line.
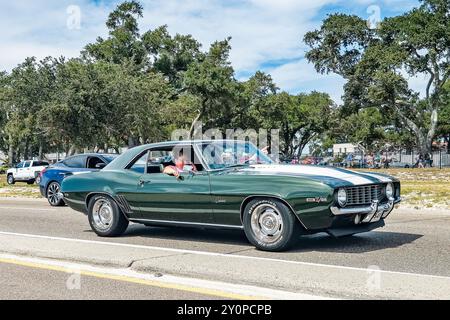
337, 188, 347, 206
386, 183, 394, 199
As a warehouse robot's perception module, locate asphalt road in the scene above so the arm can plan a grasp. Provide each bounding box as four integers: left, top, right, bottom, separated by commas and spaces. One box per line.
0, 260, 214, 300
0, 197, 449, 299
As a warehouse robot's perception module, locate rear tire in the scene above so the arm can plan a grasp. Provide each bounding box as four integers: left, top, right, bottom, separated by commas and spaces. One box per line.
35, 173, 41, 185
7, 174, 15, 185
88, 195, 129, 237
242, 198, 300, 252
46, 181, 65, 206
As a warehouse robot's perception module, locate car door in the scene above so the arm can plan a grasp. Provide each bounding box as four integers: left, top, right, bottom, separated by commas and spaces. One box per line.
13, 162, 24, 179
23, 161, 33, 179
135, 146, 214, 223
18, 161, 31, 180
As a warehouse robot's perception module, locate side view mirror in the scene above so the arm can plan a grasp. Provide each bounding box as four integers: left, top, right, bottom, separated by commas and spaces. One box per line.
95, 163, 106, 169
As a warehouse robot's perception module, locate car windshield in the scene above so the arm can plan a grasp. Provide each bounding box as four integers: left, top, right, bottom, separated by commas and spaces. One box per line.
199, 141, 272, 170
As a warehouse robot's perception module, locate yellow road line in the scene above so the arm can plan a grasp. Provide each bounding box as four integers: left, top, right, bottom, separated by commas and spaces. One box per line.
0, 257, 262, 300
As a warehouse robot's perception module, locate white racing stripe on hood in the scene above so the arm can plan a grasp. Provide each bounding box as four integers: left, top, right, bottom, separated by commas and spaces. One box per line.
356, 172, 393, 183
249, 165, 376, 186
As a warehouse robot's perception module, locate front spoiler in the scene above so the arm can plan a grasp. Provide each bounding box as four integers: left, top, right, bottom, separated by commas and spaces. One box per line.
327, 219, 385, 237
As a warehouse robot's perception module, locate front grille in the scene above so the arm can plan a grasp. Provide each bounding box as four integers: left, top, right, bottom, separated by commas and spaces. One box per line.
345, 184, 384, 206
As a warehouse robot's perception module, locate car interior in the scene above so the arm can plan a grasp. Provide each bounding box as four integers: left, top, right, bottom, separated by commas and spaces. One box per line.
86, 156, 106, 169
129, 145, 204, 174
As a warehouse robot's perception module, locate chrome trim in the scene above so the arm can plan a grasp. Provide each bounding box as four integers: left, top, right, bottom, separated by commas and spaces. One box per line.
239, 195, 308, 230
330, 197, 399, 217
129, 218, 244, 230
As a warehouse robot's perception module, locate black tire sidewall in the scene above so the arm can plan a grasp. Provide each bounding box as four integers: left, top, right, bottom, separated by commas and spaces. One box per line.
7, 174, 14, 185
88, 195, 128, 237
243, 198, 298, 252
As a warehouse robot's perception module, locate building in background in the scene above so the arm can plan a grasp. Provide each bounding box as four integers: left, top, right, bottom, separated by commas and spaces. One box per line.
332, 143, 362, 157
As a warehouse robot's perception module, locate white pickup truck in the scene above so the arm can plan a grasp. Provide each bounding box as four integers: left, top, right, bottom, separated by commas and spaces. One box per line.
6, 160, 49, 185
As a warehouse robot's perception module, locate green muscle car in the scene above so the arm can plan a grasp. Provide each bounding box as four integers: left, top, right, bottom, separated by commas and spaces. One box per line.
61, 140, 401, 251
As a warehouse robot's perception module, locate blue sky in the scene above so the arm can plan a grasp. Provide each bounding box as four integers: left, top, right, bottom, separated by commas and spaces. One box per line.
0, 0, 421, 104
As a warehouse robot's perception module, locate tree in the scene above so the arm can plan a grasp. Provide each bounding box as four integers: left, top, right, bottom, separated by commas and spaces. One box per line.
262, 91, 334, 157
183, 38, 237, 136
83, 1, 147, 68
304, 0, 450, 154
142, 25, 202, 88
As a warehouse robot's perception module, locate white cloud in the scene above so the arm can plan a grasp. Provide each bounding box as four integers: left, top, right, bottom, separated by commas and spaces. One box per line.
266, 59, 346, 104
0, 0, 421, 105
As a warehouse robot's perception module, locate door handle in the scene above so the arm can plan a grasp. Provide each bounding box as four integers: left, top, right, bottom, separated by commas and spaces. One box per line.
138, 179, 151, 187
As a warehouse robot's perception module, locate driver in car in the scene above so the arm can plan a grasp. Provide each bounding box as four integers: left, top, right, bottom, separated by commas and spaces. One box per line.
163, 149, 197, 177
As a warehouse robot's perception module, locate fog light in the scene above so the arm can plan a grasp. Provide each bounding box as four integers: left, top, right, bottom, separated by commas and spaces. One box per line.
354, 214, 361, 225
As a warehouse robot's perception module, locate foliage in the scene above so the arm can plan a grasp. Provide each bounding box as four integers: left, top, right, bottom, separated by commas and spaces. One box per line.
304, 0, 450, 154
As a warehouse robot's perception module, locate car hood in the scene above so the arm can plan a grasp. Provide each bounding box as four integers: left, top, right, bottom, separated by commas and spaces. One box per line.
231, 164, 397, 187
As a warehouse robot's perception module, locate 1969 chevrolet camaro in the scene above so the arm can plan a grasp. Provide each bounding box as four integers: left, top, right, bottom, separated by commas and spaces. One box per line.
61, 140, 401, 251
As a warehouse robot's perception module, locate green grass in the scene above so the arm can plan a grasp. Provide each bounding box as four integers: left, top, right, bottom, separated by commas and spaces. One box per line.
0, 174, 41, 198
354, 168, 450, 210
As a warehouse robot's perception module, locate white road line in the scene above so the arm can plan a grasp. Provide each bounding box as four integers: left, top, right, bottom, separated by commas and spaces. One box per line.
0, 206, 56, 212
0, 230, 449, 280
0, 253, 328, 300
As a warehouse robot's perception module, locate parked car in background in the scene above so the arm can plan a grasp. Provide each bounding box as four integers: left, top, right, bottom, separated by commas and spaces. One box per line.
39, 153, 119, 206
6, 160, 49, 185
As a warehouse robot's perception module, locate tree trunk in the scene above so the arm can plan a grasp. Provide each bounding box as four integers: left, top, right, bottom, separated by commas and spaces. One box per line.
67, 145, 76, 156
128, 136, 136, 148
416, 129, 432, 155
7, 135, 14, 166
24, 139, 29, 160
189, 99, 207, 138
38, 141, 43, 160
189, 111, 204, 138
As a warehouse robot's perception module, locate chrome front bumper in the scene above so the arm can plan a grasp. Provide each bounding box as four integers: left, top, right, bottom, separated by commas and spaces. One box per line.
330, 197, 401, 220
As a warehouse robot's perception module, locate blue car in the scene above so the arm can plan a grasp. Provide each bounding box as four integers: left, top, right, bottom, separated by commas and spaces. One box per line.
39, 153, 119, 206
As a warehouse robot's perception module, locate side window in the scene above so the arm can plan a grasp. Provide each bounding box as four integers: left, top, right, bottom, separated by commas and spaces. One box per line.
32, 161, 49, 167
23, 161, 31, 168
63, 156, 86, 168
16, 162, 24, 168
87, 157, 105, 169
128, 152, 149, 174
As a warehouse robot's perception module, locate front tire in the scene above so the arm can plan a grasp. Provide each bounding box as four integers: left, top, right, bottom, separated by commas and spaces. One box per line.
46, 182, 65, 206
7, 174, 15, 185
88, 195, 129, 237
242, 198, 300, 252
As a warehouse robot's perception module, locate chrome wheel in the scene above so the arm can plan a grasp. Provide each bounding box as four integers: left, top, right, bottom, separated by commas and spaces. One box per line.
91, 198, 114, 231
47, 182, 61, 205
250, 203, 283, 244
7, 175, 14, 184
